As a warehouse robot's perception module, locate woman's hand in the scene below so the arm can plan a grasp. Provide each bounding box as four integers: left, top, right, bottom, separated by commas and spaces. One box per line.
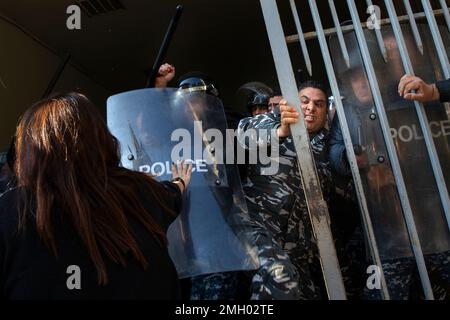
171, 160, 193, 192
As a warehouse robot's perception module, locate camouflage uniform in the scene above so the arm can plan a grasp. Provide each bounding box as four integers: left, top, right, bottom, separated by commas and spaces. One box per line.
364, 251, 450, 300
237, 110, 332, 300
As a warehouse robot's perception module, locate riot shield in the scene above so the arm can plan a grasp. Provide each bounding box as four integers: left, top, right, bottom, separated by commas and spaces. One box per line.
107, 88, 259, 278
329, 25, 450, 260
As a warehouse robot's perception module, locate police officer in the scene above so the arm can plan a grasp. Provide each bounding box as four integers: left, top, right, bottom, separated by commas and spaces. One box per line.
331, 68, 450, 300
178, 72, 244, 299
237, 80, 331, 299
155, 63, 244, 130
237, 82, 274, 117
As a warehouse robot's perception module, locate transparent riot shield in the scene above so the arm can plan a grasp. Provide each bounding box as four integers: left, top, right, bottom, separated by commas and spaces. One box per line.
329, 25, 450, 261
107, 88, 259, 278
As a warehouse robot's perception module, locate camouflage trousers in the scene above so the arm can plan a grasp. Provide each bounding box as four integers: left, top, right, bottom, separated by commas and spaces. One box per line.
189, 202, 306, 300
188, 188, 328, 301
245, 199, 324, 300
188, 198, 288, 300
335, 225, 368, 299
190, 200, 324, 300
364, 250, 450, 300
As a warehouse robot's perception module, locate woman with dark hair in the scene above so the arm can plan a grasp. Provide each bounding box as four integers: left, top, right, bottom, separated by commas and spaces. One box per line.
0, 92, 192, 299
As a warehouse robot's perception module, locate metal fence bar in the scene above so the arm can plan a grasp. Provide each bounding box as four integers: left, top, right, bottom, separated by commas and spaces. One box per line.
347, 0, 435, 300
403, 0, 424, 54
289, 0, 313, 76
391, 1, 450, 232
286, 8, 448, 43
309, 0, 390, 300
385, 0, 450, 296
366, 0, 388, 62
421, 0, 450, 183
261, 0, 347, 299
422, 0, 450, 78
328, 0, 351, 68
439, 0, 450, 32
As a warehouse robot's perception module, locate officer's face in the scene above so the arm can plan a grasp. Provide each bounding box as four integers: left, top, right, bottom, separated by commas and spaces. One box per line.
186, 95, 208, 111
268, 96, 283, 112
136, 112, 159, 147
350, 70, 372, 105
299, 88, 327, 133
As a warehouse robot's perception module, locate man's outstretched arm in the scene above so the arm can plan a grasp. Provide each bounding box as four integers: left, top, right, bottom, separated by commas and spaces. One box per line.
398, 74, 450, 103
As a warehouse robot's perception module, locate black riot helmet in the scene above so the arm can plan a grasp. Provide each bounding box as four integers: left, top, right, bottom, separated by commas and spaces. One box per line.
178, 72, 219, 97
248, 91, 270, 106
237, 82, 274, 114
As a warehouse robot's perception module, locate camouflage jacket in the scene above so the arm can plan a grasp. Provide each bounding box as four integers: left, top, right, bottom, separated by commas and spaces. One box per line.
237, 111, 332, 214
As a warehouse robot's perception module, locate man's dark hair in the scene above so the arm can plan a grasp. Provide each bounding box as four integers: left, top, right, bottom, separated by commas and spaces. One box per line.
298, 80, 327, 96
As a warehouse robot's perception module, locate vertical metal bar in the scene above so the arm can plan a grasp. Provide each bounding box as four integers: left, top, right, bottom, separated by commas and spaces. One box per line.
328, 0, 351, 68
439, 0, 450, 33
289, 0, 313, 76
403, 0, 424, 54
366, 0, 389, 62
310, 0, 390, 300
285, 8, 450, 43
347, 0, 435, 300
422, 1, 450, 135
260, 0, 347, 300
388, 0, 450, 230
422, 0, 450, 79
146, 5, 184, 88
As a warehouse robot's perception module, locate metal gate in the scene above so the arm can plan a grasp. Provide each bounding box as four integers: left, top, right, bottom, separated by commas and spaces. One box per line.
260, 0, 450, 300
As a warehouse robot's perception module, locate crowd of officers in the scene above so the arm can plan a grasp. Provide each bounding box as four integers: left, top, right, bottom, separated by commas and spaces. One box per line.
0, 63, 449, 300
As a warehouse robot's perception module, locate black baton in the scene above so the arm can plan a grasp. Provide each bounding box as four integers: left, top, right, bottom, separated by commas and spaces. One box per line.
146, 5, 184, 88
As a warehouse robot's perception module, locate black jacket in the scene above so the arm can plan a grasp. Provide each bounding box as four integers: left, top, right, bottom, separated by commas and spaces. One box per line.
0, 180, 182, 300
436, 79, 450, 102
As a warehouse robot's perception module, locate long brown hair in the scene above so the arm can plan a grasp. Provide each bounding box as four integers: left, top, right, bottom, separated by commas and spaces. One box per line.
15, 92, 175, 285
